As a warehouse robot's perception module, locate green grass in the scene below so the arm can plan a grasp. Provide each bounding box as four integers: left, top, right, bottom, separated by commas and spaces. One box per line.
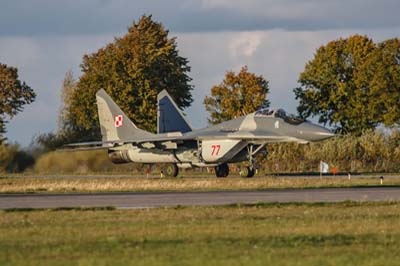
1, 202, 400, 265
0, 175, 399, 193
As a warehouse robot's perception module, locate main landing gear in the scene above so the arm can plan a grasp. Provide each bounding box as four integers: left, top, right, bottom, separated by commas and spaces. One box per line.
162, 163, 179, 177
215, 163, 229, 178
239, 144, 265, 178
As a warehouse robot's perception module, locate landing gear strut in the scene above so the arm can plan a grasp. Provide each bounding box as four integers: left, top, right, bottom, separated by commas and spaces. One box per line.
163, 163, 179, 177
215, 163, 229, 178
240, 144, 265, 178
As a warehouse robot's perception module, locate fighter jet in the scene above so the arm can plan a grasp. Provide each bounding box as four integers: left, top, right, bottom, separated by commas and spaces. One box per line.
67, 89, 334, 178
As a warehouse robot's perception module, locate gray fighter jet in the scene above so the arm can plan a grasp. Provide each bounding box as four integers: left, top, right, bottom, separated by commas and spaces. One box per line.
67, 89, 334, 178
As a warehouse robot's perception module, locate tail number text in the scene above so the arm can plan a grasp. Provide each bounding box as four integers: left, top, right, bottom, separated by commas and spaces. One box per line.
211, 144, 221, 156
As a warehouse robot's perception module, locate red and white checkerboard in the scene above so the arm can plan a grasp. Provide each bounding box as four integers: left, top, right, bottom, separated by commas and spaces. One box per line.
114, 115, 123, 127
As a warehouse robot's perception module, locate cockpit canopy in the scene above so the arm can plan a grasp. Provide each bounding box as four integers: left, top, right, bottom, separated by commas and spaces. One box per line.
255, 108, 305, 125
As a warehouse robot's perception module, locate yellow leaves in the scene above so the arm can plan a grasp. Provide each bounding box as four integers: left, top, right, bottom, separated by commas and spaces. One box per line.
204, 66, 269, 124
63, 15, 192, 138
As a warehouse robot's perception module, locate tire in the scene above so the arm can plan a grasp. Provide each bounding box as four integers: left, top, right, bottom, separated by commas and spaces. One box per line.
164, 164, 179, 177
241, 167, 255, 178
215, 165, 223, 178
247, 167, 255, 178
215, 163, 229, 178
222, 164, 229, 177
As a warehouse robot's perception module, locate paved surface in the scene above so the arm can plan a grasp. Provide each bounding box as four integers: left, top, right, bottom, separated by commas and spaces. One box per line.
10, 174, 397, 179
1, 187, 400, 209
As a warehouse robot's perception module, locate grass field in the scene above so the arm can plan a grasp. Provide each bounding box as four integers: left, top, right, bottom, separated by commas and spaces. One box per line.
0, 174, 399, 193
1, 202, 400, 265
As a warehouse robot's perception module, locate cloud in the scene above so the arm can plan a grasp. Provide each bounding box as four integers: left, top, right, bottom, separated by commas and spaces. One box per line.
0, 37, 40, 67
0, 0, 399, 36
1, 1, 399, 145
1, 34, 114, 145
175, 27, 400, 129
229, 31, 263, 58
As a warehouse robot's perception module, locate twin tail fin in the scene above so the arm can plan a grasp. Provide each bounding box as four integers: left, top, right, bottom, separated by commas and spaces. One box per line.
157, 90, 193, 134
96, 89, 154, 141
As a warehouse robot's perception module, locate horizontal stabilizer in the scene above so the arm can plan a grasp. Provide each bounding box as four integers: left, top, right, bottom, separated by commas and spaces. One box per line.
61, 145, 111, 152
63, 133, 186, 150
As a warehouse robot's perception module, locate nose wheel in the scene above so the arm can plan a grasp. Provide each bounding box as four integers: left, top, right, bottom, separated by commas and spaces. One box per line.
240, 144, 265, 178
215, 163, 229, 178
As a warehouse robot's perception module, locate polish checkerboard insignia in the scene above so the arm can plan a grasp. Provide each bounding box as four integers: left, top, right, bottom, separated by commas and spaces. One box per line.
115, 115, 123, 127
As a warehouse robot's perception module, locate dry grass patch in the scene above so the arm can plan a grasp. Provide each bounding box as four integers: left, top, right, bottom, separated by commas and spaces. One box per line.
1, 175, 399, 193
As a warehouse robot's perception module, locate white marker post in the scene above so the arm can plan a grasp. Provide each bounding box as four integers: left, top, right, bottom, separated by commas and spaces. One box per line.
319, 161, 329, 179
319, 161, 322, 179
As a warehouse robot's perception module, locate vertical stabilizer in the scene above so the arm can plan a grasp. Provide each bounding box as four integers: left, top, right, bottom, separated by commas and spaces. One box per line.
96, 89, 154, 141
157, 90, 193, 134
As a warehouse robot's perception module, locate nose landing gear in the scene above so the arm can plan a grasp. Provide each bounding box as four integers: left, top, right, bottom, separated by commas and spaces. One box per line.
240, 166, 255, 178
239, 144, 266, 178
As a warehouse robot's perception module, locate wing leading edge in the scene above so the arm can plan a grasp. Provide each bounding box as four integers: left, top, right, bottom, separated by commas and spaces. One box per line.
64, 130, 296, 150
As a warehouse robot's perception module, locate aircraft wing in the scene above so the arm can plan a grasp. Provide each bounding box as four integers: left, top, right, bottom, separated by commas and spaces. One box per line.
223, 131, 304, 142
63, 134, 189, 150
184, 130, 303, 143
64, 130, 306, 150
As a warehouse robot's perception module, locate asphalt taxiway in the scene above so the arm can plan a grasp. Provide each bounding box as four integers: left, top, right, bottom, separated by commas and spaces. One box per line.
1, 187, 400, 209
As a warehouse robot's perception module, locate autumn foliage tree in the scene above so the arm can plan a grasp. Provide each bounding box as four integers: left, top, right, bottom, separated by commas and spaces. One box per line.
58, 70, 83, 140
360, 38, 400, 126
34, 71, 79, 151
0, 63, 35, 143
294, 35, 400, 135
66, 15, 193, 141
204, 66, 270, 124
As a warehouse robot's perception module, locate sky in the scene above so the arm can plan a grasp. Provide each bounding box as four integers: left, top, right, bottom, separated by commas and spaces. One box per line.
1, 0, 400, 146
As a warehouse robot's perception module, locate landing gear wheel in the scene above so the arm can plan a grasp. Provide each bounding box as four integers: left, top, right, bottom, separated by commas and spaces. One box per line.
215, 163, 229, 178
240, 167, 255, 178
247, 167, 255, 178
163, 164, 179, 177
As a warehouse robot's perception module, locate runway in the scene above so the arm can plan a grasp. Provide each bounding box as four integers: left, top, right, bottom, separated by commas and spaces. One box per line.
1, 187, 400, 209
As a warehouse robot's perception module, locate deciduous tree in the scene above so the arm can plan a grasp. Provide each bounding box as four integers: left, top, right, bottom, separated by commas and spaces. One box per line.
359, 38, 400, 127
204, 66, 270, 124
294, 35, 400, 135
67, 15, 193, 140
0, 63, 35, 143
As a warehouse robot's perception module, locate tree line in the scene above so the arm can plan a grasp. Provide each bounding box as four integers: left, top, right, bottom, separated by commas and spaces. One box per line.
32, 129, 400, 174
1, 15, 400, 172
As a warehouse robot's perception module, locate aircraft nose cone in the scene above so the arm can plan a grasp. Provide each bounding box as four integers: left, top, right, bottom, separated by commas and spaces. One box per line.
309, 125, 335, 141
300, 123, 335, 141
314, 128, 335, 139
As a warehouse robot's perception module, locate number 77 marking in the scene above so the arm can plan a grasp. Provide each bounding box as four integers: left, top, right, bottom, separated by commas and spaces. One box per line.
211, 144, 221, 156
